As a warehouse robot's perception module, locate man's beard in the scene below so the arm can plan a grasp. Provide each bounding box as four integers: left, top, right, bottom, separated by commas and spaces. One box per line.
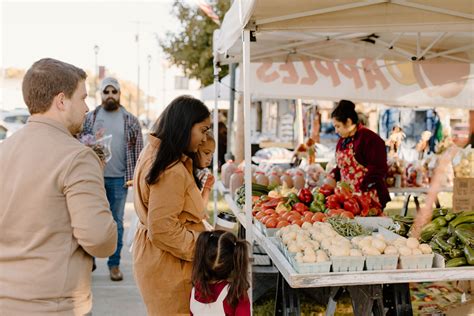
103, 98, 120, 111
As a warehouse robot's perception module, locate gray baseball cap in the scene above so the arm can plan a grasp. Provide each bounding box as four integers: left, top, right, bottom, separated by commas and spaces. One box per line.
100, 77, 120, 92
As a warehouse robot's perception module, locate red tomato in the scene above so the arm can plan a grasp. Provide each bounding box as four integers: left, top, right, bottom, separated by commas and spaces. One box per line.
280, 212, 291, 221
252, 206, 261, 216
264, 208, 276, 216
303, 211, 314, 217
292, 219, 304, 227
341, 211, 355, 219
276, 220, 290, 228
260, 215, 270, 225
288, 210, 301, 218
311, 212, 326, 222
327, 209, 343, 217
303, 212, 314, 223
287, 214, 302, 223
255, 211, 266, 220
266, 218, 278, 228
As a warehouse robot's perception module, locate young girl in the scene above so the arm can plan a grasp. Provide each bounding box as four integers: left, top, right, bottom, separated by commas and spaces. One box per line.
190, 230, 251, 316
195, 133, 216, 205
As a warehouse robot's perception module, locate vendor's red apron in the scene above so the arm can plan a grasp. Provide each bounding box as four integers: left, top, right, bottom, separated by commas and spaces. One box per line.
336, 139, 380, 206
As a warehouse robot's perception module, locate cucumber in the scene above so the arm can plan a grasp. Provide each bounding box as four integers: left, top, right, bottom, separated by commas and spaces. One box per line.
446, 257, 467, 267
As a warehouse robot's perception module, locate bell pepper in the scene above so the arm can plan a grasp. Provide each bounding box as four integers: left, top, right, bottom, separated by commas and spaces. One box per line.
355, 195, 370, 216
334, 182, 352, 200
325, 195, 341, 210
309, 200, 322, 213
314, 192, 325, 204
319, 184, 334, 197
298, 188, 313, 205
261, 198, 281, 210
292, 202, 309, 214
286, 193, 299, 206
343, 197, 361, 215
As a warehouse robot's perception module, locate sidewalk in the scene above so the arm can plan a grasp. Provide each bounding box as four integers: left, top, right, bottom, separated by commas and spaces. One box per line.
91, 190, 146, 315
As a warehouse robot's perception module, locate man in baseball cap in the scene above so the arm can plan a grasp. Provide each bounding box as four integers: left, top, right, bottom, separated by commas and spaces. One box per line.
81, 76, 143, 281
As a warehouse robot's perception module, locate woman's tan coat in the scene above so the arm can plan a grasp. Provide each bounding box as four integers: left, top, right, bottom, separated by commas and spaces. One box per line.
133, 135, 206, 315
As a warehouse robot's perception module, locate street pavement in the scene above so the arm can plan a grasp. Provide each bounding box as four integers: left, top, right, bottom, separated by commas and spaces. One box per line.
91, 189, 147, 315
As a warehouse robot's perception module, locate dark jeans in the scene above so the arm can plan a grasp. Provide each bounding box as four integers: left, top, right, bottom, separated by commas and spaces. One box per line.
104, 177, 128, 268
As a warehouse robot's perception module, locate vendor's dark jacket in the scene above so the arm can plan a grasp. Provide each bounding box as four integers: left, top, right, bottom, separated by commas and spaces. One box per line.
332, 125, 391, 208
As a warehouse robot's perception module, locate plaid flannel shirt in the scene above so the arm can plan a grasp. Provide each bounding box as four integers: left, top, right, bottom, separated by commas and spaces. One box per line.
81, 106, 144, 183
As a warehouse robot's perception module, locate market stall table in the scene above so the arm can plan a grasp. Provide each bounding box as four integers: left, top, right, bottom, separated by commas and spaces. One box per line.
218, 181, 474, 315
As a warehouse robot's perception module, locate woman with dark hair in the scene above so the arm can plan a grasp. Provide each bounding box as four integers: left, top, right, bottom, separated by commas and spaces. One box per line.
132, 95, 211, 315
328, 100, 390, 214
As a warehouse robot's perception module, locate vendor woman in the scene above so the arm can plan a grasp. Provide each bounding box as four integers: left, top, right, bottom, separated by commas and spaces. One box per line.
329, 100, 391, 213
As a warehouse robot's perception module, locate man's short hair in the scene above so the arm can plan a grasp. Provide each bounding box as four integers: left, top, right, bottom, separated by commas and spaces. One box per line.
22, 58, 87, 114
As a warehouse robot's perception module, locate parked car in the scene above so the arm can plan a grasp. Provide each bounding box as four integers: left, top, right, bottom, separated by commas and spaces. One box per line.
0, 109, 30, 138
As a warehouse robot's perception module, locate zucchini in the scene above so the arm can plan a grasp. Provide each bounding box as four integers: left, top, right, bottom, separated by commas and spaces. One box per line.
444, 212, 457, 222
464, 245, 474, 265
454, 224, 474, 246
448, 248, 463, 259
434, 227, 449, 238
432, 208, 448, 218
449, 214, 474, 230
421, 223, 439, 242
446, 236, 458, 247
431, 216, 447, 227
446, 257, 467, 267
434, 236, 452, 252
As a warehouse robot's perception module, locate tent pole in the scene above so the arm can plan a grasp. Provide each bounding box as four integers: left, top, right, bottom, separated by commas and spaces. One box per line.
226, 63, 237, 161
213, 58, 220, 227
243, 28, 253, 307
296, 99, 304, 145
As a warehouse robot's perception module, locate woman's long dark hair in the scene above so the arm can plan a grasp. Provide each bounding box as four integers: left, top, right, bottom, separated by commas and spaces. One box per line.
146, 95, 210, 184
192, 230, 250, 308
331, 99, 359, 125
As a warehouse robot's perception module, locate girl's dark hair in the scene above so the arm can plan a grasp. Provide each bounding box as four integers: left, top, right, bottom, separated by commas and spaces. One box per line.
146, 95, 210, 184
331, 99, 359, 125
192, 230, 250, 308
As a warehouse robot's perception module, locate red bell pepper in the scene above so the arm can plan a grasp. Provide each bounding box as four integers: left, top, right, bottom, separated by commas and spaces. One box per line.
325, 195, 341, 210
261, 198, 281, 210
319, 184, 334, 197
298, 188, 313, 205
334, 182, 352, 200
343, 197, 361, 215
355, 195, 370, 216
292, 202, 309, 214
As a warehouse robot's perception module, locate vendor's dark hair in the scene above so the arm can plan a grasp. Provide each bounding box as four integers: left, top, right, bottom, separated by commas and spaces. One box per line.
192, 231, 250, 308
331, 99, 359, 125
146, 95, 210, 184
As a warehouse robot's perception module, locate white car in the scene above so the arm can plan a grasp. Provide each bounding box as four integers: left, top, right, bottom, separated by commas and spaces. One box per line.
0, 109, 30, 138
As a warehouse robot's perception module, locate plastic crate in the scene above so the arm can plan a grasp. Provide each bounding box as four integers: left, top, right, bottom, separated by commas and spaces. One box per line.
289, 256, 332, 274
365, 254, 398, 270
331, 255, 365, 272
399, 254, 434, 269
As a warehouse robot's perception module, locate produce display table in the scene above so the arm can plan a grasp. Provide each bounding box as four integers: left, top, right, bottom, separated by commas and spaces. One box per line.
216, 181, 474, 315
389, 186, 453, 215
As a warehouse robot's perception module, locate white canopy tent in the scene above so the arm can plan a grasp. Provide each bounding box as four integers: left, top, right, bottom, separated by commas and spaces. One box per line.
211, 2, 474, 300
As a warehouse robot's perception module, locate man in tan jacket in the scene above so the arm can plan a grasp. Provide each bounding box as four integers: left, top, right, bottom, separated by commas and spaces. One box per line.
0, 58, 117, 315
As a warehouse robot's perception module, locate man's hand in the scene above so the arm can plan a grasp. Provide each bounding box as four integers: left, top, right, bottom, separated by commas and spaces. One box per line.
126, 180, 133, 187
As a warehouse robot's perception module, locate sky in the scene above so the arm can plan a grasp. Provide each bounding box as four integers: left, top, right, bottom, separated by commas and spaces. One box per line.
1, 0, 189, 91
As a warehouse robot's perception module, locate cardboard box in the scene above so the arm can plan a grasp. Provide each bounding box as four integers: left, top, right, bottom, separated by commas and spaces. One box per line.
453, 177, 474, 212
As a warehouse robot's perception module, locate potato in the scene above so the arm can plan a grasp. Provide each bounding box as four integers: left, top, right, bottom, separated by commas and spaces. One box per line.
419, 244, 432, 254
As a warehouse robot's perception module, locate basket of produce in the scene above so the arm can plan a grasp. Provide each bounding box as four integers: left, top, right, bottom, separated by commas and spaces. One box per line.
365, 255, 398, 271
289, 252, 332, 274
331, 254, 365, 272
399, 254, 434, 269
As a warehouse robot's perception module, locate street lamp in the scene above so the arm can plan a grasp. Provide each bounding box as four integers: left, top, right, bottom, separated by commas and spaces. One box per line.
93, 44, 100, 102
147, 54, 152, 127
